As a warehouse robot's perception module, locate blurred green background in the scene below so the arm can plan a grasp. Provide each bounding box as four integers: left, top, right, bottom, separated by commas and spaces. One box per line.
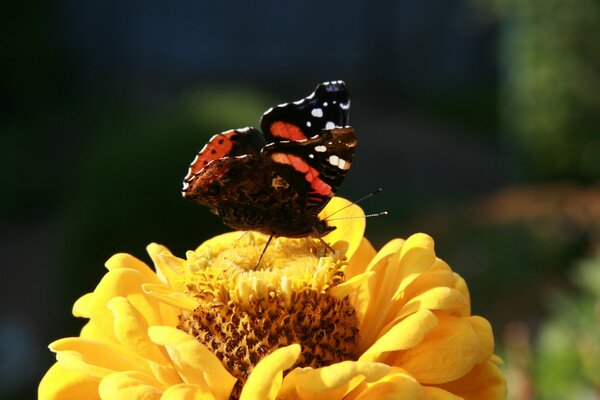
2, 1, 600, 399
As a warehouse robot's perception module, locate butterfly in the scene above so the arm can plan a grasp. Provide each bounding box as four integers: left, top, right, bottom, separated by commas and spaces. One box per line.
182, 81, 356, 239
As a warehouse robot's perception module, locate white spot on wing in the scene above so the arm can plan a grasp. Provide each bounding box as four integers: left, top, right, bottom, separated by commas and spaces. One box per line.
311, 108, 323, 118
294, 99, 304, 105
340, 102, 350, 110
306, 121, 312, 127
325, 121, 335, 129
329, 155, 339, 166
323, 102, 328, 107
309, 154, 315, 159
315, 145, 327, 152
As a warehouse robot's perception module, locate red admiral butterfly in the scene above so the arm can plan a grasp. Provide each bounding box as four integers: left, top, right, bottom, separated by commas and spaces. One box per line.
182, 81, 356, 238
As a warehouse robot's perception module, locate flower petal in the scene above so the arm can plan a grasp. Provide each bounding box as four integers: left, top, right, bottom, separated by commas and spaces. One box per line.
390, 314, 483, 384
422, 386, 463, 400
50, 337, 150, 378
88, 269, 167, 341
146, 243, 186, 290
345, 237, 377, 279
320, 197, 366, 260
98, 371, 162, 400
147, 326, 236, 400
366, 238, 405, 272
240, 344, 301, 400
279, 360, 390, 399
360, 310, 438, 362
161, 383, 219, 400
465, 316, 494, 364
394, 287, 469, 321
38, 363, 100, 400
394, 233, 436, 293
433, 359, 507, 400
346, 367, 424, 400
105, 253, 161, 284
107, 297, 169, 364
142, 283, 200, 312
73, 292, 95, 318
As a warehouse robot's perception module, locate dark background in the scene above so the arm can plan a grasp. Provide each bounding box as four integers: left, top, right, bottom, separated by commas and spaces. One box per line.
3, 1, 600, 399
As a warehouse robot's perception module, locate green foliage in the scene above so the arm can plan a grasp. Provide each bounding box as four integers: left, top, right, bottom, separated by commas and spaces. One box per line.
498, 0, 600, 180
534, 252, 600, 399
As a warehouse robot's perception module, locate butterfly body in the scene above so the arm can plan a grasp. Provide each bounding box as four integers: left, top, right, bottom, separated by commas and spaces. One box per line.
182, 81, 356, 238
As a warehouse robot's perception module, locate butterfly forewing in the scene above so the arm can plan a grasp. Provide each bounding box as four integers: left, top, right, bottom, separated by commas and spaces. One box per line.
260, 81, 350, 143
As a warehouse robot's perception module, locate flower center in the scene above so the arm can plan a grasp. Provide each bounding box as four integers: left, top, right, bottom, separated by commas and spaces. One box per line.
177, 233, 360, 399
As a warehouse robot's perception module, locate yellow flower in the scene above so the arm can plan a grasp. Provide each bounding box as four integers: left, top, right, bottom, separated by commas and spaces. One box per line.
39, 198, 506, 399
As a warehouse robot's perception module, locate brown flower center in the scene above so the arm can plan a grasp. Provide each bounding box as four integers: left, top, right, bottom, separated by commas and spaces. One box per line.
176, 233, 360, 399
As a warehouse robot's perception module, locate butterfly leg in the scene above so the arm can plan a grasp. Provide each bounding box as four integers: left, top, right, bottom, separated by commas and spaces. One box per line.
254, 235, 274, 269
318, 237, 334, 253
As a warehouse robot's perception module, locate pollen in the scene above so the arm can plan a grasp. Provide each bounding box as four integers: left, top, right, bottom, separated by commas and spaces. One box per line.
176, 233, 360, 399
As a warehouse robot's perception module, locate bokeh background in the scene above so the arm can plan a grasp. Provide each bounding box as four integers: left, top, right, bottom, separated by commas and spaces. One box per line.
3, 1, 600, 399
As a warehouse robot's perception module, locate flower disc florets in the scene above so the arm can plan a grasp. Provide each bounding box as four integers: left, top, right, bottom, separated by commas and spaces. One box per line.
177, 233, 360, 397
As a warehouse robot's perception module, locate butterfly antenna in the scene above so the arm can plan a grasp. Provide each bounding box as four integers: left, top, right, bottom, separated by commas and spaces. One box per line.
254, 235, 274, 269
323, 188, 384, 220
325, 211, 389, 222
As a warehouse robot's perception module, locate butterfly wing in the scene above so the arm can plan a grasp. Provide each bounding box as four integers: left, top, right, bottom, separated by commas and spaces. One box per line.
262, 127, 357, 214
260, 81, 350, 143
182, 127, 265, 197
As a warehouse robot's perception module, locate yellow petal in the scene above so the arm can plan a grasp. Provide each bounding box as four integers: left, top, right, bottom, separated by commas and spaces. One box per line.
465, 316, 494, 364
148, 326, 236, 399
453, 274, 471, 315
366, 238, 405, 272
394, 287, 469, 321
347, 367, 424, 400
161, 383, 219, 400
88, 269, 166, 341
105, 253, 161, 284
401, 260, 455, 299
320, 197, 366, 260
329, 271, 374, 300
422, 386, 463, 400
359, 235, 437, 350
50, 337, 150, 378
142, 283, 199, 312
73, 292, 95, 318
146, 243, 186, 290
360, 310, 438, 362
279, 360, 390, 400
107, 297, 169, 364
345, 237, 376, 279
357, 240, 406, 347
38, 363, 100, 400
391, 314, 482, 384
98, 371, 162, 400
434, 359, 507, 400
80, 320, 113, 341
54, 351, 115, 379
395, 233, 436, 293
240, 344, 301, 400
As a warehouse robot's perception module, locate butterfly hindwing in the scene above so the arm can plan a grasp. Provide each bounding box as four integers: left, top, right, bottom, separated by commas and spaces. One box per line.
262, 127, 357, 212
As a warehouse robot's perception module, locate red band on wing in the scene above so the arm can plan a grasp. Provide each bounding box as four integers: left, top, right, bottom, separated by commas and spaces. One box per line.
271, 153, 332, 196
270, 121, 306, 141
186, 131, 236, 178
